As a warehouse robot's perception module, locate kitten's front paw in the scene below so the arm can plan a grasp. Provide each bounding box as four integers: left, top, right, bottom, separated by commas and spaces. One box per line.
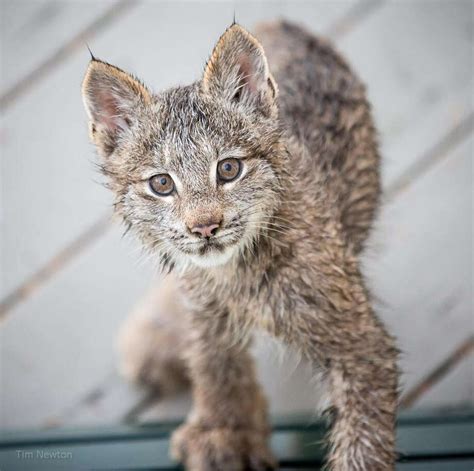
171, 423, 277, 471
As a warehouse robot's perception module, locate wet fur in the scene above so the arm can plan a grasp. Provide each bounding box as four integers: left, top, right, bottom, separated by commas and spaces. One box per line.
83, 20, 399, 471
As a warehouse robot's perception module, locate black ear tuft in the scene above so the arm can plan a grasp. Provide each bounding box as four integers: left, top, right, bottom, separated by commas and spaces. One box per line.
86, 44, 96, 61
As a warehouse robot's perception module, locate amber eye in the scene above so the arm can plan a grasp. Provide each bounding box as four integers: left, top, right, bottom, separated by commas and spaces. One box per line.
217, 158, 242, 183
149, 174, 175, 196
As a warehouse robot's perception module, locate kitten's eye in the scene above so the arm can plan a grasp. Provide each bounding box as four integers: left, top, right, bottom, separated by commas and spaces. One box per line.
217, 158, 242, 183
149, 174, 175, 196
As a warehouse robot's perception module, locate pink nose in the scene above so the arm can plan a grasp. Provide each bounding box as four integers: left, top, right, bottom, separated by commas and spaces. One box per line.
190, 222, 220, 238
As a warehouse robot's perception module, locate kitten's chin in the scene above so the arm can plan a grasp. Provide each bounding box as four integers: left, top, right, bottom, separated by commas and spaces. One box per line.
187, 245, 236, 268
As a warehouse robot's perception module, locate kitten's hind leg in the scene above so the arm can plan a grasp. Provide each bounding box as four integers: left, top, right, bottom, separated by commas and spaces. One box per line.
117, 274, 190, 395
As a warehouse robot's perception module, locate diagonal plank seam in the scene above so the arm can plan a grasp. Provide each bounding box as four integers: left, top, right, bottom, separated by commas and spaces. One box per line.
326, 0, 383, 40
0, 0, 139, 111
384, 112, 474, 203
400, 336, 474, 409
0, 213, 112, 321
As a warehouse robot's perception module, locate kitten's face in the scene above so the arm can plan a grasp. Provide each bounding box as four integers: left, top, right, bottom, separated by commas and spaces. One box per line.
116, 86, 282, 269
82, 25, 283, 269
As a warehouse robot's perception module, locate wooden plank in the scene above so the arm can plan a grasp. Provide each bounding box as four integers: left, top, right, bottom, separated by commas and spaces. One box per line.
0, 227, 155, 429
0, 0, 118, 96
41, 371, 151, 428
365, 135, 473, 400
416, 351, 474, 409
401, 337, 474, 408
335, 0, 473, 189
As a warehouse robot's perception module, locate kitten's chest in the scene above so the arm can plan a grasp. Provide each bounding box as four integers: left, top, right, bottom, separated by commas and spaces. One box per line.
208, 268, 283, 334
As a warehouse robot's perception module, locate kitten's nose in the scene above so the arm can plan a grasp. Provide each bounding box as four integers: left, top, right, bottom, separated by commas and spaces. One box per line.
189, 221, 221, 238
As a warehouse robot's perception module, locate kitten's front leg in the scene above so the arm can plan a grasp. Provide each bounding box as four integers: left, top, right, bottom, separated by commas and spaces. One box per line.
170, 308, 276, 471
283, 254, 399, 470
324, 333, 399, 471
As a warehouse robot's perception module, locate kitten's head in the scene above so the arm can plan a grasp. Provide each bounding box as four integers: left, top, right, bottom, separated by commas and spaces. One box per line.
82, 24, 285, 270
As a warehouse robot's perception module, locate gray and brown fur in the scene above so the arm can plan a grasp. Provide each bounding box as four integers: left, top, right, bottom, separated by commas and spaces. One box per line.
82, 20, 399, 471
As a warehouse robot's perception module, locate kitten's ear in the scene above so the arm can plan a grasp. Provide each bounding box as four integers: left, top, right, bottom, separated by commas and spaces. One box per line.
82, 59, 151, 157
202, 24, 278, 117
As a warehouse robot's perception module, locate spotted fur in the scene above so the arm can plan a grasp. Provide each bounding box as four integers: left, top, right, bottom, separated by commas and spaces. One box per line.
83, 20, 399, 471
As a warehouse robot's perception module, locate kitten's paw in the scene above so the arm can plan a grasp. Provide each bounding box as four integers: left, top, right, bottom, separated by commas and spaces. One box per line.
171, 423, 277, 471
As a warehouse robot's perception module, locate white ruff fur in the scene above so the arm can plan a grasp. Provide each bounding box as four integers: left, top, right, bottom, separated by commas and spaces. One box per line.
187, 245, 237, 268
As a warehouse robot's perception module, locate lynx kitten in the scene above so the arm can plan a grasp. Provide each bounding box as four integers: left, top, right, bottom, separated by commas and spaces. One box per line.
82, 20, 399, 471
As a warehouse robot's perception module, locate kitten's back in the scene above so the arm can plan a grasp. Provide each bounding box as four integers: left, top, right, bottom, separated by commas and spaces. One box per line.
255, 21, 380, 252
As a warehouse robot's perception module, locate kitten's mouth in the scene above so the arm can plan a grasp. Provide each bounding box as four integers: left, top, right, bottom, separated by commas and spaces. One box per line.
179, 234, 240, 268
182, 232, 239, 253
197, 242, 222, 255
187, 238, 228, 256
